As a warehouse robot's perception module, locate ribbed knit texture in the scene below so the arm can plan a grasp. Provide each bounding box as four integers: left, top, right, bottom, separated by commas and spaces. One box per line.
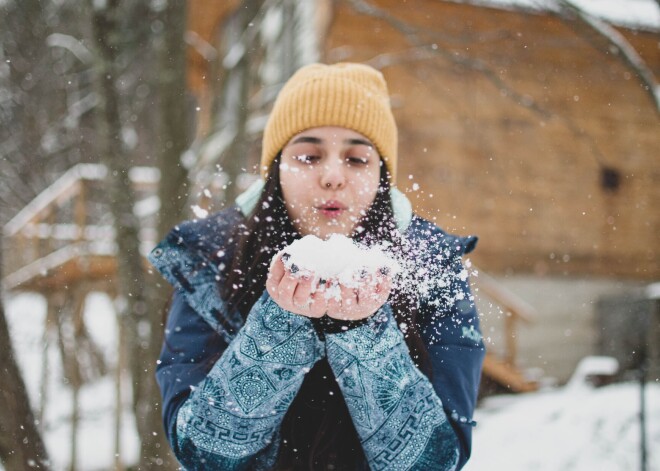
261, 62, 398, 180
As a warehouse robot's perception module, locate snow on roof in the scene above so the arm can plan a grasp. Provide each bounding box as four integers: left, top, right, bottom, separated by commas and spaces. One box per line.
448, 0, 660, 31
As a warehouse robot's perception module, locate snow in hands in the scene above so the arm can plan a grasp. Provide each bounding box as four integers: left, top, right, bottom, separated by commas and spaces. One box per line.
270, 229, 478, 344
276, 234, 400, 300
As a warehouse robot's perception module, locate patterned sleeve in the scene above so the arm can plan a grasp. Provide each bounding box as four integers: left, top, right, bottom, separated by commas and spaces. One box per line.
174, 292, 324, 471
325, 305, 460, 471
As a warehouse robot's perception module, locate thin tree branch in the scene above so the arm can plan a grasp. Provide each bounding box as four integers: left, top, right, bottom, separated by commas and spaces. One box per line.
555, 0, 660, 114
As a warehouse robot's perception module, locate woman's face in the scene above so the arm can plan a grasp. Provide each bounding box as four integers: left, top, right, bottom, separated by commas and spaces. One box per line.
279, 126, 381, 239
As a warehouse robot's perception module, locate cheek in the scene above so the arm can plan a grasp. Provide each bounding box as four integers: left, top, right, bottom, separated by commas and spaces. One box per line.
352, 170, 380, 208
280, 171, 313, 213
280, 166, 301, 197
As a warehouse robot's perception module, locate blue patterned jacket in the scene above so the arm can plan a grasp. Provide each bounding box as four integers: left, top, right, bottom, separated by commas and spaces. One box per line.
150, 205, 485, 470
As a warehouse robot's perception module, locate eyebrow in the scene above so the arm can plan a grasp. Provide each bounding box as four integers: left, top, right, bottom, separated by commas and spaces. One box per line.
290, 136, 374, 148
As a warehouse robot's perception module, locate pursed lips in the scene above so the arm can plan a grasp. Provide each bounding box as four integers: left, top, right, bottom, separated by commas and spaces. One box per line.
315, 200, 347, 218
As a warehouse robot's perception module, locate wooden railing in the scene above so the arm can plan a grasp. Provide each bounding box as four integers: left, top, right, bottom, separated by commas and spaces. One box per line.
472, 269, 538, 392
2, 163, 160, 291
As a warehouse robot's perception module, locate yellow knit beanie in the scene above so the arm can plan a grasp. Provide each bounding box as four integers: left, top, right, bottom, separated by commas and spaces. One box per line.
261, 62, 398, 181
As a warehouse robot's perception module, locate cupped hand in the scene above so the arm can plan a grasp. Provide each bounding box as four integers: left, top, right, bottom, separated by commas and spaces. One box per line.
266, 254, 327, 318
267, 254, 392, 321
325, 273, 392, 321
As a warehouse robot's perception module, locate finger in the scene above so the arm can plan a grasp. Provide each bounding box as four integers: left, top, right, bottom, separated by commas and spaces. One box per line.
339, 284, 358, 314
356, 279, 377, 307
368, 279, 392, 310
266, 255, 286, 298
278, 272, 299, 306
326, 295, 341, 319
308, 291, 328, 318
292, 275, 313, 307
362, 273, 386, 299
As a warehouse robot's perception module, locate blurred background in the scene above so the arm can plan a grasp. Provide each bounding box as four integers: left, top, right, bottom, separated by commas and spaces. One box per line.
0, 0, 658, 470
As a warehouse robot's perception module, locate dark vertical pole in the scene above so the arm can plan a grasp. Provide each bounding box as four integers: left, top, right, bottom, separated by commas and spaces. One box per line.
639, 345, 647, 471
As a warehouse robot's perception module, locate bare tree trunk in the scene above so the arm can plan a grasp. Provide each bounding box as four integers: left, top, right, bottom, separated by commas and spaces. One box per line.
38, 305, 54, 429
0, 238, 50, 469
214, 0, 263, 205
128, 2, 193, 470
90, 2, 155, 468
156, 0, 191, 237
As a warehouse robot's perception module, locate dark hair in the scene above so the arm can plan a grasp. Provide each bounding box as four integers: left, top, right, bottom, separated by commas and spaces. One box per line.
221, 156, 431, 469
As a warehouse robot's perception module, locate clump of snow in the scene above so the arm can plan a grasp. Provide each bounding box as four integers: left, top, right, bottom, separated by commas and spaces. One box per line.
277, 234, 400, 297
565, 355, 619, 390
191, 204, 209, 219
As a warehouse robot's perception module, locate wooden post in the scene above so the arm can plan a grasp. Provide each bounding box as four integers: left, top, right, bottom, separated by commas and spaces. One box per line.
35, 209, 53, 265
13, 232, 26, 278
68, 290, 87, 471
75, 180, 87, 243
38, 295, 56, 428
504, 310, 517, 366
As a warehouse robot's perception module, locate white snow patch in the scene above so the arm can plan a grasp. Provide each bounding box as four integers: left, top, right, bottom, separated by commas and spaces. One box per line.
467, 381, 660, 470
191, 204, 209, 219
5, 292, 140, 471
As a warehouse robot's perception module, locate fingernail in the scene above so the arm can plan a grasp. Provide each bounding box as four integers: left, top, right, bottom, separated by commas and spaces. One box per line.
358, 269, 368, 279
281, 253, 291, 262
318, 278, 326, 285
290, 264, 299, 274
378, 267, 390, 276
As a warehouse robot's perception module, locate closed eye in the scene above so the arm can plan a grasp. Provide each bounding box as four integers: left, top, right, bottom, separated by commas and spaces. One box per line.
292, 154, 320, 164
347, 156, 369, 166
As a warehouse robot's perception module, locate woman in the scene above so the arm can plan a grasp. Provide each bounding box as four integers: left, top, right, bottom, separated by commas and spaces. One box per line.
150, 63, 485, 470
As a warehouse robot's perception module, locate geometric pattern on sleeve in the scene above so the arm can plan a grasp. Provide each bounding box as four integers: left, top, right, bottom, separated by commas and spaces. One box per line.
175, 293, 324, 469
326, 305, 460, 471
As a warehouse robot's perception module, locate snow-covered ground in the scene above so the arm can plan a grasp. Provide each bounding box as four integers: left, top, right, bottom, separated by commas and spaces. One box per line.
4, 292, 139, 471
4, 292, 659, 470
467, 380, 660, 470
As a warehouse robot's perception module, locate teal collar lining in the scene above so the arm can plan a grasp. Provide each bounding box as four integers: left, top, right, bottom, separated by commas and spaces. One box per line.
235, 179, 412, 233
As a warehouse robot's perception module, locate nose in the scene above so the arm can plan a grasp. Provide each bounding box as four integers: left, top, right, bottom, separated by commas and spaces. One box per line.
320, 158, 346, 190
